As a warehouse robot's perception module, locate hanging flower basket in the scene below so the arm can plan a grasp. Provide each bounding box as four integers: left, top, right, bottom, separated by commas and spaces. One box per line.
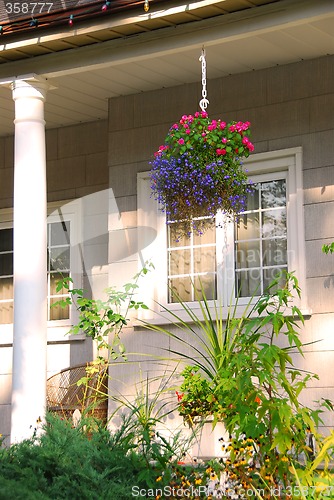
150, 111, 254, 236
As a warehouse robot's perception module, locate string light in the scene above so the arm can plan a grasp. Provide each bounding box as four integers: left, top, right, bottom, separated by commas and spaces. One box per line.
0, 1, 157, 36
102, 1, 111, 11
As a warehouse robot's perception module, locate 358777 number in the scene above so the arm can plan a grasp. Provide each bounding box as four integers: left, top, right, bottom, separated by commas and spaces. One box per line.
5, 3, 54, 14
284, 485, 334, 496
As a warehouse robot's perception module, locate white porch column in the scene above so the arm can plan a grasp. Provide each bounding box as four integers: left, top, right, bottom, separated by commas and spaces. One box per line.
10, 77, 49, 443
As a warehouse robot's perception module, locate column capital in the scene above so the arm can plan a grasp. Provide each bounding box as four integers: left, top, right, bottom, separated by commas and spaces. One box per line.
12, 75, 55, 101
0, 74, 56, 98
9, 75, 56, 125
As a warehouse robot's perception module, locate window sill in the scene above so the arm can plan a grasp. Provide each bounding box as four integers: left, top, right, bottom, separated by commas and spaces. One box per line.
0, 323, 87, 346
136, 303, 312, 327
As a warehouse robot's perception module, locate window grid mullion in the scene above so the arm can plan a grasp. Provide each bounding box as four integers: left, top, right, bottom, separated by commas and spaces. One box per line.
259, 184, 264, 295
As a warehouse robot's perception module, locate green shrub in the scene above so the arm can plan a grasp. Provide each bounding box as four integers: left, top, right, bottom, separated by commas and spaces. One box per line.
0, 414, 150, 500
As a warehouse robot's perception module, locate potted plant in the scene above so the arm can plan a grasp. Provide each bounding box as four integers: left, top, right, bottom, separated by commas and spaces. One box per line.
176, 366, 220, 424
176, 365, 229, 459
150, 111, 254, 236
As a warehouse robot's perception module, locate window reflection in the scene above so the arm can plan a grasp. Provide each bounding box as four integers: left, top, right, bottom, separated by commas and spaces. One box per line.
235, 179, 287, 297
167, 218, 216, 303
47, 221, 71, 321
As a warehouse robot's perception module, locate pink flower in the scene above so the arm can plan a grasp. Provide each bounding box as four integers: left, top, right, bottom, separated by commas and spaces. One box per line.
172, 123, 178, 129
180, 114, 193, 125
194, 111, 200, 118
154, 144, 168, 156
221, 138, 227, 144
201, 111, 208, 118
234, 121, 251, 132
242, 136, 254, 151
220, 121, 226, 130
216, 148, 226, 155
207, 120, 217, 131
178, 138, 185, 145
185, 129, 191, 134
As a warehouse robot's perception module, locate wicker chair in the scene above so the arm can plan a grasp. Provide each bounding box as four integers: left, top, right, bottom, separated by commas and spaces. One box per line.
46, 363, 108, 424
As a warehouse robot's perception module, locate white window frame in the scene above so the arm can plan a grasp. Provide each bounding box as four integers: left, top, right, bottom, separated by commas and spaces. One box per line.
46, 201, 82, 330
0, 199, 83, 344
137, 147, 310, 322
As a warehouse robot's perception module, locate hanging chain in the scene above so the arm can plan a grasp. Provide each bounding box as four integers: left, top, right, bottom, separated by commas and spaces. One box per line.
199, 48, 209, 112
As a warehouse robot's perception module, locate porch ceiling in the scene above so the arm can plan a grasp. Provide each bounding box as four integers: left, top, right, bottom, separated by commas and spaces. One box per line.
0, 0, 333, 136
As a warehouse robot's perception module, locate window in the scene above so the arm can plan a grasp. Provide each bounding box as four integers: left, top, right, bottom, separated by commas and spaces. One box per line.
0, 227, 13, 324
0, 201, 80, 327
167, 217, 217, 302
47, 220, 71, 321
138, 147, 308, 317
166, 174, 288, 303
234, 176, 287, 298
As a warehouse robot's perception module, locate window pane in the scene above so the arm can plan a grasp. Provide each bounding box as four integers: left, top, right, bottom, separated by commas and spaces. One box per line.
263, 267, 287, 291
235, 269, 261, 297
168, 276, 193, 302
193, 222, 215, 245
194, 247, 216, 274
168, 249, 191, 276
49, 247, 70, 271
0, 254, 13, 276
262, 208, 286, 238
49, 298, 69, 321
245, 185, 260, 211
236, 213, 259, 240
0, 277, 13, 300
48, 222, 70, 246
193, 274, 216, 301
235, 241, 261, 269
261, 180, 286, 208
262, 239, 287, 267
0, 228, 13, 252
0, 301, 13, 324
48, 272, 70, 320
168, 222, 191, 247
49, 272, 69, 296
